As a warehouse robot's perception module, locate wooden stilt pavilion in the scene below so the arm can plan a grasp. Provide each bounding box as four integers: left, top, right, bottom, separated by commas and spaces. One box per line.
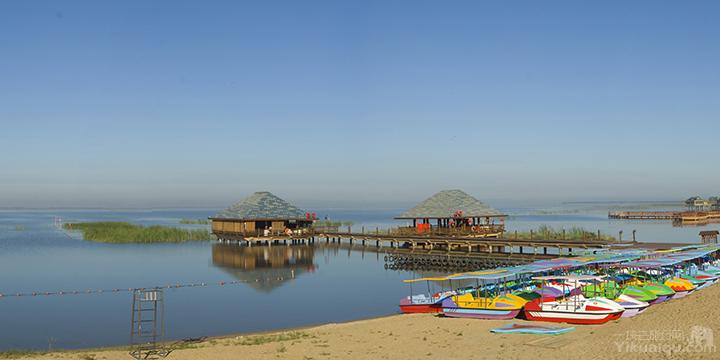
210, 191, 315, 240
394, 189, 507, 238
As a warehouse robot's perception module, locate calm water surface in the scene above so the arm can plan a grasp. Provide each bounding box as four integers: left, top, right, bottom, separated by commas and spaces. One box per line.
0, 205, 714, 350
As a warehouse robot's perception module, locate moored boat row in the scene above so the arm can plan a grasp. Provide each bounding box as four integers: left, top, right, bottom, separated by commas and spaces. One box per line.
399, 245, 720, 325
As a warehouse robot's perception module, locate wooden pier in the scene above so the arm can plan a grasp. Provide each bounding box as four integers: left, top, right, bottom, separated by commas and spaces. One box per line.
609, 211, 676, 220
609, 210, 720, 223
214, 229, 621, 259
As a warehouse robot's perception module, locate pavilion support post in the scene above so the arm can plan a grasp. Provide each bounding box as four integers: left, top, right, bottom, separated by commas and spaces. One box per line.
543, 247, 547, 255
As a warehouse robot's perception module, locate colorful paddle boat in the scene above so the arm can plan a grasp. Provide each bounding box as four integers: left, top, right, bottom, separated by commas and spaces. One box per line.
580, 277, 650, 317
399, 277, 455, 313
523, 276, 625, 324
440, 272, 528, 319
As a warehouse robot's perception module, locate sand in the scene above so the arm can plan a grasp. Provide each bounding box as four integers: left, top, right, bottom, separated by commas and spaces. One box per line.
10, 282, 720, 360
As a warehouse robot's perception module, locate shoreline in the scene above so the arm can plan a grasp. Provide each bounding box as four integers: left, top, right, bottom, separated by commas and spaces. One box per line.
9, 283, 720, 360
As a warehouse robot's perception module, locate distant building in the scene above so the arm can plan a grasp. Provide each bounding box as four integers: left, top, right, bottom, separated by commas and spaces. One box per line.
210, 191, 315, 240
710, 197, 720, 210
686, 196, 712, 211
395, 189, 507, 237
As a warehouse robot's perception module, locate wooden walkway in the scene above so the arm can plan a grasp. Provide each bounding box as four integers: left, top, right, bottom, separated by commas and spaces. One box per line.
216, 230, 622, 257
609, 210, 720, 223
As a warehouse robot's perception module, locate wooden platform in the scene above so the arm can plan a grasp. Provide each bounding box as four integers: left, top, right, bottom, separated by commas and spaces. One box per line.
215, 230, 622, 258
609, 210, 720, 223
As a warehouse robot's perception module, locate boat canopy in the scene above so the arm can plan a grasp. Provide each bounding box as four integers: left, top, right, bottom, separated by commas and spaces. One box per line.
532, 275, 604, 281
402, 245, 720, 283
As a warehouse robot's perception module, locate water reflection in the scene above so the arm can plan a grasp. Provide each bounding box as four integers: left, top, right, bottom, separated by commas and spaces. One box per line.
211, 244, 317, 293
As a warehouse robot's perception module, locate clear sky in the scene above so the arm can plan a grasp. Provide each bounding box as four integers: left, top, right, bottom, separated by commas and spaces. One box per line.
1, 1, 719, 208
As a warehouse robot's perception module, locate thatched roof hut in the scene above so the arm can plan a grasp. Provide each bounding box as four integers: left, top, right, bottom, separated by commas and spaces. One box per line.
213, 191, 308, 220
210, 192, 314, 239
396, 189, 505, 220
396, 190, 506, 235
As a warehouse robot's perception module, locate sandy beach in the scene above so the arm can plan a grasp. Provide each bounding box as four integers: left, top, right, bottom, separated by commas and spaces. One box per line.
10, 281, 719, 360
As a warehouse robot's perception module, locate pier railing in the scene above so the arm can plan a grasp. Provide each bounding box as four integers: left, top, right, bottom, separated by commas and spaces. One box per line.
609, 210, 720, 223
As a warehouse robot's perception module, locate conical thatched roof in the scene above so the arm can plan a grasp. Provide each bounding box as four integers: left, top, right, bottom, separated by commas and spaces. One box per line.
396, 189, 504, 219
213, 191, 307, 220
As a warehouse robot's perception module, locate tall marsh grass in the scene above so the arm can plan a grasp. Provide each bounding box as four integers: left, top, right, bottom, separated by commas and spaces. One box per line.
508, 225, 616, 242
63, 222, 215, 243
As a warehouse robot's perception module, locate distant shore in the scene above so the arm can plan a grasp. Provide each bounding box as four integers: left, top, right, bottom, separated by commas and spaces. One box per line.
10, 279, 720, 360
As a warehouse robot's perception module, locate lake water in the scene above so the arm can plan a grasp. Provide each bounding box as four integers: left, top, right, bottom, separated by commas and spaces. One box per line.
0, 204, 715, 350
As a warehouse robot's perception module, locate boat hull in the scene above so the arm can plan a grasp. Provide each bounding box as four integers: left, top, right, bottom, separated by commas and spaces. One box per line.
524, 309, 623, 324
648, 295, 671, 304
399, 304, 441, 313
620, 308, 646, 318
443, 308, 521, 320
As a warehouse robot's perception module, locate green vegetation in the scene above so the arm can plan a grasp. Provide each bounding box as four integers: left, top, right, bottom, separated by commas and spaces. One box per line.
179, 218, 210, 225
507, 225, 616, 242
235, 332, 313, 346
312, 220, 354, 228
0, 350, 44, 359
13, 225, 25, 231
63, 222, 215, 243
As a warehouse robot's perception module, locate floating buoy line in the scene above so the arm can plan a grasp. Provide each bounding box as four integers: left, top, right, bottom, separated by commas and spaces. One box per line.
0, 277, 292, 299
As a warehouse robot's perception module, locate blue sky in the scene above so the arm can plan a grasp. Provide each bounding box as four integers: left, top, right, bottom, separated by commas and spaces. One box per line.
1, 1, 719, 208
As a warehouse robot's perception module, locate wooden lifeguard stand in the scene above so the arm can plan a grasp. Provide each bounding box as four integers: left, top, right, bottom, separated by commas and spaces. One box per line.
129, 288, 168, 360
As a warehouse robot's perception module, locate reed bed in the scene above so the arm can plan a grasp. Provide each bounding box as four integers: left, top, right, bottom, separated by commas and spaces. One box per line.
312, 220, 354, 227
63, 222, 215, 243
508, 225, 616, 242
